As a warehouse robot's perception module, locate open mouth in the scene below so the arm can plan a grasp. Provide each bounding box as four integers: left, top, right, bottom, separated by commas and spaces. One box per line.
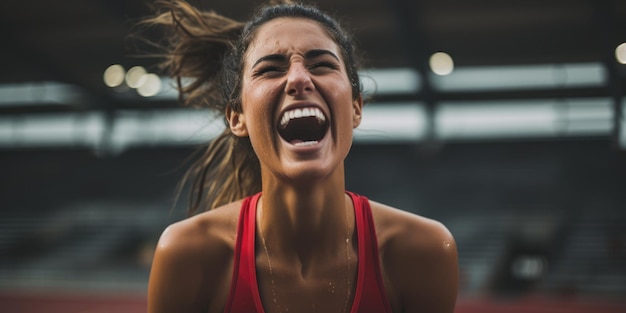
278, 107, 329, 146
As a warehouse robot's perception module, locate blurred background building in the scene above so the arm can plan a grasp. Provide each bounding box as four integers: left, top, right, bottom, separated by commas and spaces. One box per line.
0, 0, 625, 312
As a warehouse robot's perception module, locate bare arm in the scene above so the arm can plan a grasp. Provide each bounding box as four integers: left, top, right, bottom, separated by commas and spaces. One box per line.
147, 215, 234, 313
402, 221, 458, 312
376, 205, 459, 313
148, 222, 208, 313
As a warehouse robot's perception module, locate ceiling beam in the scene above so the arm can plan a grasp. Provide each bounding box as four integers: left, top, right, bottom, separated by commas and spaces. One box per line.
387, 0, 437, 144
592, 0, 624, 149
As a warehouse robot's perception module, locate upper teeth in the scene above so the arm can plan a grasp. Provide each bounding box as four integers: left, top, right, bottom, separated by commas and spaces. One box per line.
280, 107, 326, 127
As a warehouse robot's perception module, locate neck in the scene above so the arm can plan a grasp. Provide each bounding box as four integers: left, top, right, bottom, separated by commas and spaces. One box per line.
258, 167, 353, 261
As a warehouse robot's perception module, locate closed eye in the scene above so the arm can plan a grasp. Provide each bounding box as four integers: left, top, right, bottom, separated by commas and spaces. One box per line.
309, 61, 339, 70
253, 65, 287, 77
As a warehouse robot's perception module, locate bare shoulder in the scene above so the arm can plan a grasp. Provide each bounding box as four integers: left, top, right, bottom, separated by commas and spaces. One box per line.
157, 201, 242, 256
148, 200, 243, 313
369, 200, 459, 313
369, 200, 456, 252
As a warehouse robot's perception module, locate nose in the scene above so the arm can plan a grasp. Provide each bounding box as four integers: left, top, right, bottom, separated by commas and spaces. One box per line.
284, 62, 314, 97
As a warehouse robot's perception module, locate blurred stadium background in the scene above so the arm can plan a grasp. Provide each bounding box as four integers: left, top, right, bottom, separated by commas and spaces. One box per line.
0, 0, 625, 312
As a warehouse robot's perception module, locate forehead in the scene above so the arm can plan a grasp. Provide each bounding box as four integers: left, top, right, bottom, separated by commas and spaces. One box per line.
246, 17, 341, 61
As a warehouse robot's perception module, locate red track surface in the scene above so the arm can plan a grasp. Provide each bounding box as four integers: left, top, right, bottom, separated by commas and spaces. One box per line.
1, 292, 625, 313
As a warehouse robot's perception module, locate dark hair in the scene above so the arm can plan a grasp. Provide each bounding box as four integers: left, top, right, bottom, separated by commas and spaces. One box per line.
144, 0, 362, 214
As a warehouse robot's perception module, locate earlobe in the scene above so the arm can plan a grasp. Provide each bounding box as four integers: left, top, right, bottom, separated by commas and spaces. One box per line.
226, 107, 249, 137
352, 95, 363, 128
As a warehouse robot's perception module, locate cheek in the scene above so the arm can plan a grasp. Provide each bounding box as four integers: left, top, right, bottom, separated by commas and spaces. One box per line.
240, 85, 279, 141
241, 79, 281, 110
329, 83, 355, 116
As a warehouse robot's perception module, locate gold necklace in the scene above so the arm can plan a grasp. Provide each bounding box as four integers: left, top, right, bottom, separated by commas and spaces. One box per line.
258, 202, 353, 313
259, 217, 281, 311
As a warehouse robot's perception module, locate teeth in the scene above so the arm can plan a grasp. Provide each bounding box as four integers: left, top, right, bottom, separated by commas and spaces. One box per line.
280, 107, 326, 127
294, 141, 318, 147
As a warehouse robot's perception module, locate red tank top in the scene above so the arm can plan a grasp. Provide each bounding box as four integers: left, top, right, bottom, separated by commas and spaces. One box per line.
223, 191, 392, 313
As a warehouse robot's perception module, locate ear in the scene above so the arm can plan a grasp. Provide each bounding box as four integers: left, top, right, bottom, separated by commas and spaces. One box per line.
226, 107, 249, 137
352, 94, 363, 128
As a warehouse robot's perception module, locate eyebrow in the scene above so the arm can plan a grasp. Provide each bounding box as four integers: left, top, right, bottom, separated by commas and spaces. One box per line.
305, 49, 340, 61
251, 49, 340, 69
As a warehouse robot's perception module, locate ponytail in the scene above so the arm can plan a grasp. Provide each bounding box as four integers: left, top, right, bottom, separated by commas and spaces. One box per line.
182, 129, 260, 215
144, 0, 242, 110
142, 0, 260, 214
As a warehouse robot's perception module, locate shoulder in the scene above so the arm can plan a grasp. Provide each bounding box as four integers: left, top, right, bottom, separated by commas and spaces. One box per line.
148, 200, 243, 313
369, 200, 456, 254
369, 200, 459, 313
157, 201, 242, 256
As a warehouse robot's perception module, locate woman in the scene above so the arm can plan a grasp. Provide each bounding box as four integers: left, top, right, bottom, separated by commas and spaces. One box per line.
146, 1, 458, 312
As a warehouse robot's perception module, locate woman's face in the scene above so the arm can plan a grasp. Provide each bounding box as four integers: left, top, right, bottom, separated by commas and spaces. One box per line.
230, 17, 362, 183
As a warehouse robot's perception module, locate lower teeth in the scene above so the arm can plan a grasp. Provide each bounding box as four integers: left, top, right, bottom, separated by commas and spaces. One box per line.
293, 141, 318, 147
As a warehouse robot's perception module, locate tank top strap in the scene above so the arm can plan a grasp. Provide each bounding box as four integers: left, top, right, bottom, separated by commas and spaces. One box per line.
224, 192, 264, 313
347, 191, 393, 313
